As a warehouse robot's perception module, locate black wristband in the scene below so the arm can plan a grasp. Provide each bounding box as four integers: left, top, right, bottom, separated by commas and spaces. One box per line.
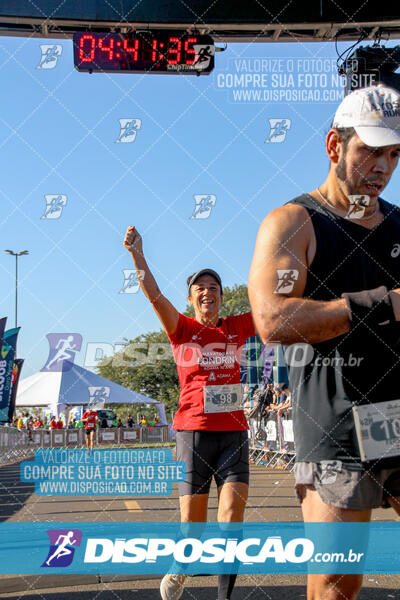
341, 286, 394, 327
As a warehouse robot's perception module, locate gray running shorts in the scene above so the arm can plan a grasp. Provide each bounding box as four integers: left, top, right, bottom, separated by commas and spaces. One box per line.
295, 461, 400, 510
175, 430, 249, 496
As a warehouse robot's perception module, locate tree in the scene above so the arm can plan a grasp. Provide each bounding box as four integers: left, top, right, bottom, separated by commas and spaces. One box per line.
97, 328, 179, 415
97, 284, 251, 416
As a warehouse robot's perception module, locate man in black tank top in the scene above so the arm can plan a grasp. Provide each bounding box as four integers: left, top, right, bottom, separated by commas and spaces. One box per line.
249, 84, 400, 600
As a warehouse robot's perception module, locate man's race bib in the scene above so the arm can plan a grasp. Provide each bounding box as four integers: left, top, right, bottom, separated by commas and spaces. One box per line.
203, 384, 243, 413
353, 399, 400, 461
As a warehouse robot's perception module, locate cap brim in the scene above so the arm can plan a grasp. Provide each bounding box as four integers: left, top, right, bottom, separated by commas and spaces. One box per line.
355, 126, 400, 148
188, 269, 222, 290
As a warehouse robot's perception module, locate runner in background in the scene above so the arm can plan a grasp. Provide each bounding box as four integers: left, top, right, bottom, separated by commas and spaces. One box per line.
124, 226, 255, 600
82, 407, 98, 451
249, 84, 400, 600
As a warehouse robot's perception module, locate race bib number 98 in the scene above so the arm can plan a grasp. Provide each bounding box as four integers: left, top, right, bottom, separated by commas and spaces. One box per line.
203, 384, 243, 414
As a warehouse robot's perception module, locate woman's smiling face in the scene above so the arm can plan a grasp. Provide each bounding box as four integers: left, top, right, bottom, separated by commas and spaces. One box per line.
188, 274, 222, 320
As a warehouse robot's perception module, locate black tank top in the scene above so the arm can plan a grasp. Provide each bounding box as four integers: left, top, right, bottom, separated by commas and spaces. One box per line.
285, 194, 400, 467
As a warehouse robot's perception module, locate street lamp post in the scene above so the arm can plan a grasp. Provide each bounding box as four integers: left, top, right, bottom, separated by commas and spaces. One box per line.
4, 250, 29, 328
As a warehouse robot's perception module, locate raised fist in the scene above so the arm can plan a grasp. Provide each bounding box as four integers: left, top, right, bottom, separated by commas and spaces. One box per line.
124, 226, 143, 254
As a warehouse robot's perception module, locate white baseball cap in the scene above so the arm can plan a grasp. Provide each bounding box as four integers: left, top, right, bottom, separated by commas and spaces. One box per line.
332, 84, 400, 147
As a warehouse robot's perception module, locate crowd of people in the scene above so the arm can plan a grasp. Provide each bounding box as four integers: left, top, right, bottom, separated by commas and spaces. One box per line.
11, 411, 160, 431
11, 413, 64, 430
243, 382, 292, 422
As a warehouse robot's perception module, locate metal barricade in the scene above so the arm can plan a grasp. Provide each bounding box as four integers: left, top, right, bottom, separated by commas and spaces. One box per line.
0, 426, 35, 464
0, 425, 172, 455
32, 429, 74, 446
248, 417, 268, 465
65, 429, 81, 446
98, 428, 119, 444
279, 409, 295, 469
31, 429, 44, 446
50, 430, 66, 446
120, 427, 140, 444
247, 410, 296, 471
141, 426, 165, 444
162, 426, 171, 443
42, 429, 51, 446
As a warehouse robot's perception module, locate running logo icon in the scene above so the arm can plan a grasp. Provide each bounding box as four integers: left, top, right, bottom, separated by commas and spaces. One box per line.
120, 269, 145, 294
42, 529, 82, 568
41, 195, 67, 219
37, 45, 62, 70
88, 386, 110, 408
42, 334, 83, 372
116, 119, 142, 143
319, 460, 342, 485
265, 119, 291, 143
274, 269, 299, 294
190, 194, 217, 219
193, 44, 215, 70
346, 195, 371, 219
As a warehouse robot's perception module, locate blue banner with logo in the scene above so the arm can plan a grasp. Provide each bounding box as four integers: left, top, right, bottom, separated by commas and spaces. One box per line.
0, 317, 6, 342
241, 336, 264, 401
276, 344, 289, 386
0, 522, 399, 575
8, 358, 24, 422
0, 327, 20, 422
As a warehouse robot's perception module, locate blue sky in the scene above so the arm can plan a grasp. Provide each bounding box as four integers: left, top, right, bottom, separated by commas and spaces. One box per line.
1, 34, 400, 378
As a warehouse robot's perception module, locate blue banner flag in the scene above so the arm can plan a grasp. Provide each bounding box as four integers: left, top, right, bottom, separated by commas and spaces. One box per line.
0, 522, 399, 575
276, 344, 289, 386
8, 358, 24, 422
0, 327, 20, 422
0, 317, 6, 342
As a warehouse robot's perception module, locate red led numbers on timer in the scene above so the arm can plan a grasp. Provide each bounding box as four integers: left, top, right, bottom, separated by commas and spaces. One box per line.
123, 37, 140, 61
184, 37, 197, 65
152, 39, 166, 63
98, 36, 115, 61
167, 37, 181, 64
79, 34, 96, 63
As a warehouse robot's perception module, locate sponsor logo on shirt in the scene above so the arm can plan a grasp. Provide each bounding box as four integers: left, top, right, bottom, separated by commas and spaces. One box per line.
197, 349, 237, 368
391, 243, 400, 258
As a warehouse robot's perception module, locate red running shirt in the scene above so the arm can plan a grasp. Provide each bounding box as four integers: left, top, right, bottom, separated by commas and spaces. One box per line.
83, 411, 98, 429
168, 312, 255, 431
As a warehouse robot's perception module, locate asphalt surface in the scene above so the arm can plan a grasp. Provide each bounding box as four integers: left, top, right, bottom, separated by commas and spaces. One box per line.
0, 456, 399, 599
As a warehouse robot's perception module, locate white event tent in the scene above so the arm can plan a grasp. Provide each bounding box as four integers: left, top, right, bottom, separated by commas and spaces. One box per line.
16, 360, 167, 424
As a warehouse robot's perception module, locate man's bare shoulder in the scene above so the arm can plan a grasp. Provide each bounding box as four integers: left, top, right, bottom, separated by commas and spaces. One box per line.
258, 200, 314, 241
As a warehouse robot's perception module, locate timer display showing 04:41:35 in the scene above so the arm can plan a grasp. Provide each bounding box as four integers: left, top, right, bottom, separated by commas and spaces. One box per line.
73, 32, 215, 74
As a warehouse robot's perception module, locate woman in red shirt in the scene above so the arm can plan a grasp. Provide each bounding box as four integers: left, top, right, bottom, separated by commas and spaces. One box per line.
124, 226, 255, 600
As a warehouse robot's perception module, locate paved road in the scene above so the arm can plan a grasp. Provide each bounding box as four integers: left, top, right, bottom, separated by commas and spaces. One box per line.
0, 458, 399, 599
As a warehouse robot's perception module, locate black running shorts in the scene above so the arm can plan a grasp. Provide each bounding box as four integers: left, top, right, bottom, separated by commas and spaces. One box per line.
175, 430, 249, 496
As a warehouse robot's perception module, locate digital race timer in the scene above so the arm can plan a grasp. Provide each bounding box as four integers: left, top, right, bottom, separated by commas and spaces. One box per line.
73, 32, 215, 75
